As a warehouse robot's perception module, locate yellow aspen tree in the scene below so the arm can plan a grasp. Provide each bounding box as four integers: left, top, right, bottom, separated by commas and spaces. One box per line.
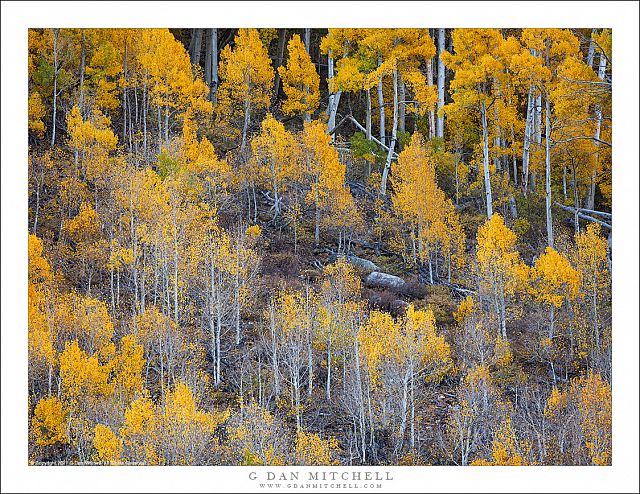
278, 34, 320, 121
62, 203, 108, 294
158, 381, 229, 465
66, 105, 118, 182
28, 235, 57, 396
361, 29, 436, 195
135, 306, 184, 403
54, 292, 114, 362
251, 114, 300, 219
392, 133, 465, 282
58, 340, 113, 404
318, 258, 362, 401
530, 247, 580, 340
521, 29, 582, 246
475, 213, 528, 339
32, 396, 69, 447
573, 224, 610, 365
136, 29, 212, 155
300, 119, 347, 245
110, 335, 145, 404
445, 365, 506, 465
575, 371, 611, 465
215, 28, 274, 151
269, 289, 317, 431
471, 417, 529, 465
294, 431, 341, 465
120, 395, 160, 464
92, 424, 123, 464
28, 91, 47, 139
320, 29, 370, 136
228, 400, 288, 466
58, 340, 113, 462
359, 305, 451, 453
443, 29, 505, 218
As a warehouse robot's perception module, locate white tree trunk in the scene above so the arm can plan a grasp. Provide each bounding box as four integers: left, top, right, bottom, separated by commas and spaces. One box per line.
210, 29, 219, 102
380, 67, 398, 196
481, 101, 493, 218
326, 48, 342, 138
588, 52, 607, 209
377, 55, 386, 146
50, 29, 59, 149
545, 93, 553, 247
436, 28, 446, 138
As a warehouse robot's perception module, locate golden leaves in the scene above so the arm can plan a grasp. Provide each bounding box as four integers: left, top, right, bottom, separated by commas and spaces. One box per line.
530, 246, 581, 308
294, 431, 341, 466
278, 34, 320, 118
32, 396, 68, 446
93, 424, 123, 464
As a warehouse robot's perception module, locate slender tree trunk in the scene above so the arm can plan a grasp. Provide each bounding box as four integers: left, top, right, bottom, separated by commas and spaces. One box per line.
270, 303, 279, 396
211, 29, 219, 100
481, 100, 494, 218
241, 95, 250, 152
436, 28, 446, 138
143, 76, 148, 160
205, 28, 219, 102
410, 365, 415, 450
588, 52, 607, 209
366, 87, 372, 140
314, 189, 320, 246
377, 55, 386, 146
572, 163, 580, 234
78, 31, 86, 113
380, 67, 398, 196
50, 29, 59, 149
586, 28, 597, 67
326, 343, 332, 401
522, 86, 534, 194
533, 91, 543, 191
511, 125, 518, 186
204, 29, 212, 85
545, 93, 553, 248
304, 28, 311, 52
189, 28, 203, 66
326, 48, 342, 138
426, 55, 435, 138
398, 75, 406, 135
273, 29, 288, 103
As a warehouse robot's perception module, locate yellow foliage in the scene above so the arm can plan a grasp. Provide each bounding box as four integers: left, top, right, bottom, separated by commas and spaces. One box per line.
111, 335, 145, 402
392, 133, 465, 268
29, 234, 52, 284
574, 371, 611, 465
32, 396, 68, 446
278, 34, 320, 118
93, 424, 123, 464
59, 340, 112, 403
215, 28, 274, 143
472, 417, 528, 465
530, 247, 581, 308
294, 431, 341, 465
454, 296, 474, 323
28, 91, 47, 138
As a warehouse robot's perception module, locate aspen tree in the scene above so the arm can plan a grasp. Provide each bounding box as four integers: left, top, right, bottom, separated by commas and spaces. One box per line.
251, 114, 300, 219
475, 214, 527, 339
278, 34, 320, 121
215, 28, 274, 150
443, 29, 505, 218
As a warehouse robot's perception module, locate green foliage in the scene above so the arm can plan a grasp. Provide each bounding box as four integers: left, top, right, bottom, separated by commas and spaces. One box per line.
156, 151, 180, 179
350, 131, 383, 162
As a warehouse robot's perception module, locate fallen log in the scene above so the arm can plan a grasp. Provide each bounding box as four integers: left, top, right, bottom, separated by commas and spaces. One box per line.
555, 202, 612, 229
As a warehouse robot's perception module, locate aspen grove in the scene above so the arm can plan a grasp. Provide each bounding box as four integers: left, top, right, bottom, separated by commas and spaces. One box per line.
28, 28, 612, 466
